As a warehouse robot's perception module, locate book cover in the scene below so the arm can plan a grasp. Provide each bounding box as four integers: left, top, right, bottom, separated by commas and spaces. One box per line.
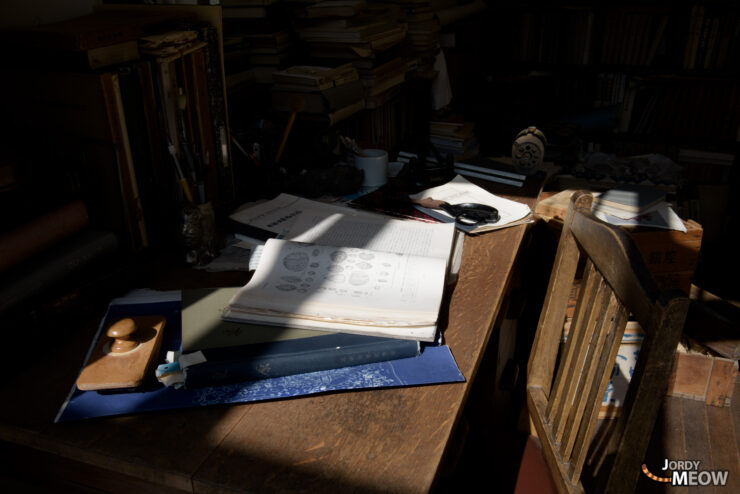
595, 185, 666, 213
181, 287, 420, 387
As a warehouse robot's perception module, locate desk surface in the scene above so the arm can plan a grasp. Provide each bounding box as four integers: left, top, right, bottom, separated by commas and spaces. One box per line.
0, 177, 543, 494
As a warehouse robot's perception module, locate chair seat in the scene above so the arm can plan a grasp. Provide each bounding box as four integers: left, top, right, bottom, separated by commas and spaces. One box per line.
514, 436, 558, 494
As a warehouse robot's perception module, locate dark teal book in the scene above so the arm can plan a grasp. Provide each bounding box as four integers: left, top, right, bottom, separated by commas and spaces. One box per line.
180, 288, 421, 388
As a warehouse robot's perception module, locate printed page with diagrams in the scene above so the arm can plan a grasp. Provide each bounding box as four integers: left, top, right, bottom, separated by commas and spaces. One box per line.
224, 195, 459, 341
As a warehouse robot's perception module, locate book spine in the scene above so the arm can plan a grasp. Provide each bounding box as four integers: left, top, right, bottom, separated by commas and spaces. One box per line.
200, 26, 234, 204
183, 340, 421, 387
103, 72, 149, 251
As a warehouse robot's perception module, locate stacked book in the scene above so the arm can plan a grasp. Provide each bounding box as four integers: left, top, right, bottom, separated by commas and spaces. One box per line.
244, 28, 296, 84
221, 0, 282, 21
402, 2, 440, 54
429, 118, 479, 162
382, 0, 440, 78
591, 184, 666, 219
271, 63, 366, 125
168, 193, 459, 388
177, 287, 422, 388
221, 0, 294, 86
352, 54, 407, 108
294, 1, 408, 62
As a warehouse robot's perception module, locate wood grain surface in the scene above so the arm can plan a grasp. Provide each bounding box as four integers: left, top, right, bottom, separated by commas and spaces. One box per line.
0, 177, 544, 493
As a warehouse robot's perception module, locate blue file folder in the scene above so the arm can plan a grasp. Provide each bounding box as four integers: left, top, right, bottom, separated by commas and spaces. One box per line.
56, 290, 465, 421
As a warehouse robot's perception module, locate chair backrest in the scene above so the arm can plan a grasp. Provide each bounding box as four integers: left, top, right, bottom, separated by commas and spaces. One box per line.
526, 191, 689, 494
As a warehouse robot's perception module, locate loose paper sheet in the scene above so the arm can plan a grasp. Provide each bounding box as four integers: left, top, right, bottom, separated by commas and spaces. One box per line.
409, 175, 532, 233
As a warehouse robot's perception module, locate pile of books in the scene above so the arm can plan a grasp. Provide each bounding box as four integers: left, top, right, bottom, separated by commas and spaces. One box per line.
294, 1, 407, 64
352, 54, 407, 108
169, 193, 459, 389
225, 27, 296, 87
429, 118, 479, 162
270, 63, 366, 125
386, 0, 440, 77
220, 1, 296, 86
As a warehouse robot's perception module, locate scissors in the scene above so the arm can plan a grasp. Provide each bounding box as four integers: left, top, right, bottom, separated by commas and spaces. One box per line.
413, 198, 500, 227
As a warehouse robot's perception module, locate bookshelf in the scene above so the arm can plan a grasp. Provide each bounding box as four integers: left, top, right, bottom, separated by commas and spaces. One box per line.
0, 5, 235, 343
439, 1, 738, 296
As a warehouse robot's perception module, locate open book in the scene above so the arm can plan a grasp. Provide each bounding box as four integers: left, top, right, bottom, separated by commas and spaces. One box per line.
224, 200, 458, 342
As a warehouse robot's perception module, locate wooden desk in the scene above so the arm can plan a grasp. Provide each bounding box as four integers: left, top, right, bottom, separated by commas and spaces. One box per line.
0, 177, 543, 493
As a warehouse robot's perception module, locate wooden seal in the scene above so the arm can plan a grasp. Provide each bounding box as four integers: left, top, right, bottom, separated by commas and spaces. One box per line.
107, 318, 139, 353
76, 315, 166, 391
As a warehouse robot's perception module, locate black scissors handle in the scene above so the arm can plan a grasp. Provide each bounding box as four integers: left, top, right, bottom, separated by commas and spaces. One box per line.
439, 202, 500, 226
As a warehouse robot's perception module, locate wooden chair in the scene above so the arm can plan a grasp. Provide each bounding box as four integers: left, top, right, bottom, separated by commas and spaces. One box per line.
520, 191, 689, 494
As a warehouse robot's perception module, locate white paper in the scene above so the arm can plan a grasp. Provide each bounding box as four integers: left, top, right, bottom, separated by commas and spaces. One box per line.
226, 239, 447, 341
288, 211, 456, 260
230, 193, 384, 238
409, 175, 532, 233
231, 239, 446, 322
594, 202, 687, 232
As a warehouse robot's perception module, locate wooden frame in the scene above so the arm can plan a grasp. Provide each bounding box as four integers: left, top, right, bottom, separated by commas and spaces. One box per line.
526, 191, 689, 494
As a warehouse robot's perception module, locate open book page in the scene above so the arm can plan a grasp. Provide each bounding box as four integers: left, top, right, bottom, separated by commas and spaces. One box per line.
287, 210, 457, 260
408, 175, 533, 233
225, 239, 447, 341
229, 193, 386, 238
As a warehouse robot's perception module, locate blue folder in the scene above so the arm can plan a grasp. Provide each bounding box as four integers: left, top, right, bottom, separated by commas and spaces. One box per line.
56, 290, 465, 421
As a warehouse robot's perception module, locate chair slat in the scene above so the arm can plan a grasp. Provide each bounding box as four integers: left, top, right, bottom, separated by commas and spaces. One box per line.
547, 260, 598, 429
528, 386, 587, 494
528, 193, 594, 395
560, 279, 615, 462
568, 296, 628, 483
524, 191, 688, 494
602, 297, 689, 494
551, 266, 606, 446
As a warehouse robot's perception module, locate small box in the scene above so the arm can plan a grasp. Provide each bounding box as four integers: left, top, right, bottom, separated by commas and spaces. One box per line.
666, 351, 738, 407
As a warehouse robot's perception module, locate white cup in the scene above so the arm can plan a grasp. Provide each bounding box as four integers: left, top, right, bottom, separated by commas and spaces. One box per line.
354, 149, 388, 187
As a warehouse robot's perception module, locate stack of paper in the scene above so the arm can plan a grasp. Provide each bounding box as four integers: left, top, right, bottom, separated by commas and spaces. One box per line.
591, 185, 686, 232
409, 175, 533, 234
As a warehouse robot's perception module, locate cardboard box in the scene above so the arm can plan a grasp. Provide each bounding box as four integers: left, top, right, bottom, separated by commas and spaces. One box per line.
537, 190, 703, 297
562, 321, 644, 419
562, 321, 738, 419
666, 351, 738, 407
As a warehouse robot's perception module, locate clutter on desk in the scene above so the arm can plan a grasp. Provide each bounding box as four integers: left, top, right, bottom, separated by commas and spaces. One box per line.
56, 289, 464, 421
511, 126, 547, 175
555, 152, 682, 192
76, 314, 166, 391
428, 117, 479, 162
224, 197, 458, 341
167, 287, 422, 388
347, 184, 439, 223
195, 235, 254, 273
352, 148, 389, 187
453, 158, 527, 187
409, 174, 533, 234
536, 187, 687, 232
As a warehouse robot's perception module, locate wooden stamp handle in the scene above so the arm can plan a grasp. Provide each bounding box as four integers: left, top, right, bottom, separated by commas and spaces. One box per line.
106, 318, 139, 353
